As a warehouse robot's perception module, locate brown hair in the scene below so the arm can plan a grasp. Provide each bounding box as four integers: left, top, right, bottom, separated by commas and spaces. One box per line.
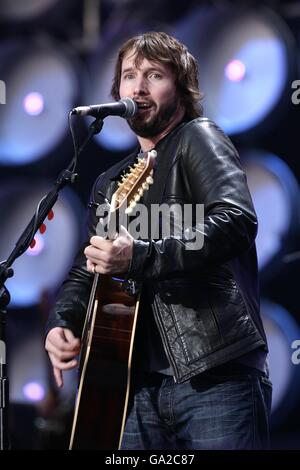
111, 31, 203, 119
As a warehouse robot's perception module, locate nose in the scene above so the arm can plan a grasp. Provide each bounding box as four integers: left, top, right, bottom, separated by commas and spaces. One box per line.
133, 75, 148, 96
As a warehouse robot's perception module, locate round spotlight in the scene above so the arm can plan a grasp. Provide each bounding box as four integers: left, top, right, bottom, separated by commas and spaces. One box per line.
261, 300, 300, 425
23, 92, 44, 116
242, 150, 300, 280
224, 59, 246, 82
0, 39, 80, 165
173, 6, 295, 136
0, 179, 85, 307
23, 382, 45, 402
82, 33, 140, 152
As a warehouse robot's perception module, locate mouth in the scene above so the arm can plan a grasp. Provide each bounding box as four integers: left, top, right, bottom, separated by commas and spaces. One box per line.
135, 101, 153, 112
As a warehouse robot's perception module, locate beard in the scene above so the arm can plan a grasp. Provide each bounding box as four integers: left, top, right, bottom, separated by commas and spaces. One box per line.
127, 97, 181, 138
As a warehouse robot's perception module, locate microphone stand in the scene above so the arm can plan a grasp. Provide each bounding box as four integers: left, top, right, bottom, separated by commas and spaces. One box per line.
0, 117, 103, 450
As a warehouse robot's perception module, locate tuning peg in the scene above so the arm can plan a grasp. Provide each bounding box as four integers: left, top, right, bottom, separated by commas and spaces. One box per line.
142, 182, 149, 190
146, 176, 153, 184
125, 206, 134, 214
134, 194, 141, 202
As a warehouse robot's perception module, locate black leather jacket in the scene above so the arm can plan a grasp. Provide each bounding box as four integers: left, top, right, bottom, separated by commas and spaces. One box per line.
46, 118, 267, 383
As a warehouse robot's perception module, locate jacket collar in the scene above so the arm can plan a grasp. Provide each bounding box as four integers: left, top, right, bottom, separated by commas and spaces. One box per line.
108, 118, 189, 182
108, 147, 139, 181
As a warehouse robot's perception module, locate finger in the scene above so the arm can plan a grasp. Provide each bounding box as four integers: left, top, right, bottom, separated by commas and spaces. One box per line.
64, 329, 80, 348
85, 245, 111, 261
49, 352, 78, 370
46, 343, 79, 361
90, 236, 112, 250
119, 224, 130, 238
46, 327, 77, 351
53, 367, 63, 388
46, 334, 78, 353
86, 258, 96, 273
86, 256, 111, 271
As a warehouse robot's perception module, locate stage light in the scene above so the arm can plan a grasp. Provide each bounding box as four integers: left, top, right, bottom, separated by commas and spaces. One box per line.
242, 150, 300, 281
224, 59, 246, 82
261, 300, 300, 425
173, 5, 295, 136
23, 382, 45, 402
0, 179, 85, 307
23, 92, 44, 116
0, 39, 80, 166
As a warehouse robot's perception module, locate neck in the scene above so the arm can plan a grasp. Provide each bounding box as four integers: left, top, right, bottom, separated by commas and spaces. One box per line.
137, 107, 185, 152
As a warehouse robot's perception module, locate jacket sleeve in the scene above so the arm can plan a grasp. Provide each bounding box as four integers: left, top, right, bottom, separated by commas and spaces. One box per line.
45, 175, 105, 339
126, 119, 258, 282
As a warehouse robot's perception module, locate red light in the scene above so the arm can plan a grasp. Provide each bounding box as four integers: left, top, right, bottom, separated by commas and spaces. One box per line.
47, 209, 54, 220
39, 223, 46, 234
30, 239, 36, 249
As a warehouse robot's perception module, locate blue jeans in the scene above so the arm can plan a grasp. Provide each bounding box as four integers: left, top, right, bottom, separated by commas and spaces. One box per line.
120, 363, 272, 450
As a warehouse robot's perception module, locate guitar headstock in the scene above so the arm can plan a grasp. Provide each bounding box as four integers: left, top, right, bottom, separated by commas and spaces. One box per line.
111, 149, 157, 215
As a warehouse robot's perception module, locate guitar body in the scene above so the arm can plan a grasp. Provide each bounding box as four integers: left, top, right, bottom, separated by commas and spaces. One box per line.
68, 149, 156, 450
69, 275, 139, 450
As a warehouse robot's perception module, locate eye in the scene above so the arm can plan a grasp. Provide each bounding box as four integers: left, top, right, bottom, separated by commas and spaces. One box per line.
123, 73, 135, 80
149, 72, 163, 80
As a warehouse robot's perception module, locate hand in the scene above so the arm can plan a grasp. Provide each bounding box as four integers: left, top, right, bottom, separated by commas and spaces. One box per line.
84, 225, 133, 275
45, 327, 81, 388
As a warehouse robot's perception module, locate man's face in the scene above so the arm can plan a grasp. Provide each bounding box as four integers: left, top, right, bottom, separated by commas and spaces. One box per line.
119, 50, 182, 138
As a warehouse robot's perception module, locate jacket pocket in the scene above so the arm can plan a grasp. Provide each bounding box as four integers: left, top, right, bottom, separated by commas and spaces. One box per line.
207, 283, 257, 344
170, 301, 223, 364
157, 279, 223, 364
155, 277, 258, 366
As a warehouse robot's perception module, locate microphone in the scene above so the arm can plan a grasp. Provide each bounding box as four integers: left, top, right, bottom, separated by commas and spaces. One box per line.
71, 97, 137, 119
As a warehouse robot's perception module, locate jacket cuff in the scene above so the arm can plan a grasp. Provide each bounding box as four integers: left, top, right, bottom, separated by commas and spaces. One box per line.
126, 239, 151, 281
44, 319, 81, 341
44, 306, 85, 340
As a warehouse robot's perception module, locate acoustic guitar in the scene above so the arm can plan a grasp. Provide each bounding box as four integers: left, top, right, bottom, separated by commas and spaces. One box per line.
69, 150, 157, 450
